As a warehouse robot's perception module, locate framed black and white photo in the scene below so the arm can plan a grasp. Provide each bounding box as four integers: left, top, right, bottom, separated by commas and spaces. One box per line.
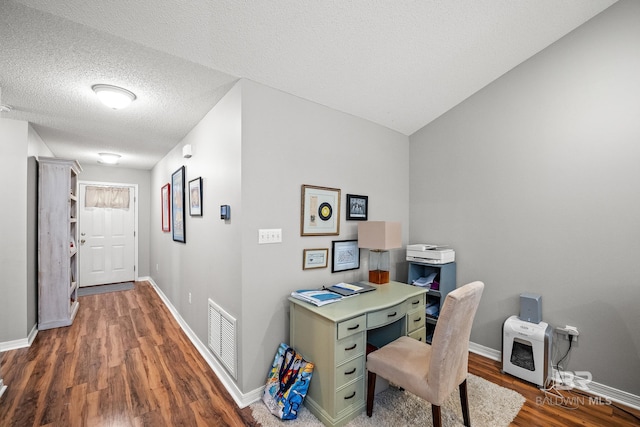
171, 166, 186, 243
346, 194, 368, 221
189, 177, 203, 216
303, 248, 329, 270
301, 184, 341, 236
331, 240, 360, 273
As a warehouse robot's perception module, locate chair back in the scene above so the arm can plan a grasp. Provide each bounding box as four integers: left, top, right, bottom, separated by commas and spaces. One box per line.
427, 281, 484, 402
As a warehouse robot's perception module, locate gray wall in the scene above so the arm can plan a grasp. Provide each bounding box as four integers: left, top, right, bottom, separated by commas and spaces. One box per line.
150, 79, 410, 393
409, 0, 640, 394
0, 119, 29, 343
26, 157, 38, 333
80, 164, 152, 277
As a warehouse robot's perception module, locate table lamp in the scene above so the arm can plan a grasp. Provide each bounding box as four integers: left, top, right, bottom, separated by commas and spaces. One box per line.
358, 221, 402, 284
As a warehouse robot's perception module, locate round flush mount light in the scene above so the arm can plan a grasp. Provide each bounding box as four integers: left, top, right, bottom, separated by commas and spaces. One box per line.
92, 84, 136, 109
98, 152, 121, 165
0, 104, 12, 113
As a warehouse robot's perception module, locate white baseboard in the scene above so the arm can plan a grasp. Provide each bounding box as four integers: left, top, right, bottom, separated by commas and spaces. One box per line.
0, 323, 38, 352
0, 379, 6, 399
469, 340, 640, 411
469, 341, 501, 361
139, 276, 264, 408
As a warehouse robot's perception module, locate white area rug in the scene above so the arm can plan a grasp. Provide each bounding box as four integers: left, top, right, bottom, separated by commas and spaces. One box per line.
251, 374, 525, 427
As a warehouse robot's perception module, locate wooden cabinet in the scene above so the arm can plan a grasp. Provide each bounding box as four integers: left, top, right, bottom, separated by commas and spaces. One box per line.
289, 281, 426, 426
38, 157, 82, 330
407, 261, 456, 343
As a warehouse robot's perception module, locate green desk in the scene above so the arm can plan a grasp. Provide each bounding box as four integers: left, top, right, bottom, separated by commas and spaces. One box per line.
289, 281, 427, 426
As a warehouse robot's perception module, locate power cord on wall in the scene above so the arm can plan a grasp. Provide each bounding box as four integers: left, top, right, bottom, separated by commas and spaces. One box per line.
540, 335, 578, 409
540, 336, 640, 421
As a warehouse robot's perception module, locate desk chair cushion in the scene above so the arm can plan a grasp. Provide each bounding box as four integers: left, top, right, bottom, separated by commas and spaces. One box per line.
367, 281, 484, 406
367, 336, 434, 399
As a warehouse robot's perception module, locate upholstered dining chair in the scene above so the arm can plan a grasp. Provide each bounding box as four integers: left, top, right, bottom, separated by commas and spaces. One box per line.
366, 281, 485, 427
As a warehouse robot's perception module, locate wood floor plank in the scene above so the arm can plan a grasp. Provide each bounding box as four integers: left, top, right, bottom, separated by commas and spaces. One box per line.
1, 280, 638, 427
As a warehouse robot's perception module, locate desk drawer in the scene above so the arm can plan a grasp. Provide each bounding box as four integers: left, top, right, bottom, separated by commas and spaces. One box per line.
407, 293, 426, 310
367, 302, 405, 329
335, 332, 365, 365
336, 378, 364, 415
335, 357, 364, 389
408, 326, 427, 343
407, 308, 425, 334
337, 314, 366, 340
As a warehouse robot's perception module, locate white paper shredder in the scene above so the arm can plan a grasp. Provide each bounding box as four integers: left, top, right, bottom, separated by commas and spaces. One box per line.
502, 315, 552, 387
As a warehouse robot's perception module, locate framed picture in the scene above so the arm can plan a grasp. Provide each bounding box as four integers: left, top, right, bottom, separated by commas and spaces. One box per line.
301, 184, 341, 236
303, 248, 329, 270
171, 166, 186, 243
331, 240, 360, 273
161, 183, 170, 232
346, 194, 368, 221
189, 177, 203, 216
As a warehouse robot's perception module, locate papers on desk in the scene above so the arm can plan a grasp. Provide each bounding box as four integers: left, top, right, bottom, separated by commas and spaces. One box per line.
324, 281, 376, 296
291, 289, 343, 306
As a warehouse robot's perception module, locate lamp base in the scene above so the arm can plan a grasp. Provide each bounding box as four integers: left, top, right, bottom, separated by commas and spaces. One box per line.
369, 270, 390, 285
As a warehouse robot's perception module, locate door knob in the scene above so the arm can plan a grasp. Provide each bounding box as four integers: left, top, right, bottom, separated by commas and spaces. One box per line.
80, 239, 86, 245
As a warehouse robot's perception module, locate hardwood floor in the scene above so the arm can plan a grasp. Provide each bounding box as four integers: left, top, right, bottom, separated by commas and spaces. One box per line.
1, 281, 638, 426
0, 281, 256, 427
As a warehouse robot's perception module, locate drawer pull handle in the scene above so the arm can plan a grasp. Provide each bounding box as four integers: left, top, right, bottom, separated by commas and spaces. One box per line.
347, 324, 360, 331
344, 391, 356, 400
344, 368, 356, 375
414, 317, 422, 322
412, 300, 420, 305
387, 312, 397, 318
345, 344, 357, 351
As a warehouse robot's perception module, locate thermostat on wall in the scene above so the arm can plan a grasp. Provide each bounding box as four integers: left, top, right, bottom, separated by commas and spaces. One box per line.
220, 205, 230, 220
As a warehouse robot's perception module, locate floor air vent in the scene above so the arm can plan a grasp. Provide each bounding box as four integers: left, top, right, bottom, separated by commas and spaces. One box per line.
208, 298, 237, 379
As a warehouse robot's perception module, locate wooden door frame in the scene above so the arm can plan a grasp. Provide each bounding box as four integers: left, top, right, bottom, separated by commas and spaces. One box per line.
78, 180, 139, 285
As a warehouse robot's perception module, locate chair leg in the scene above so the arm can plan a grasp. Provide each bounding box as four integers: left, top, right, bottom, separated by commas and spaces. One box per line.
432, 404, 442, 427
366, 371, 376, 417
459, 379, 470, 426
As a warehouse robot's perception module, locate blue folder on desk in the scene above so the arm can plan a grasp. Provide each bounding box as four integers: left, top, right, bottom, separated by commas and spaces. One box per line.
325, 282, 376, 296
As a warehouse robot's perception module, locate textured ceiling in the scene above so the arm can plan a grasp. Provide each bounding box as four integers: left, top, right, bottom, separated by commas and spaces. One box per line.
1, 0, 617, 169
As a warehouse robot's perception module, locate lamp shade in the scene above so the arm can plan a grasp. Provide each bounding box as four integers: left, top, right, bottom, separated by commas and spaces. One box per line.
357, 221, 402, 250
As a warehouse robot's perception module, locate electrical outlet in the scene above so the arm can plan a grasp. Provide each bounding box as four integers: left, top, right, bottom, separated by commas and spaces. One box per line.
156, 263, 159, 272
555, 325, 579, 342
188, 292, 192, 304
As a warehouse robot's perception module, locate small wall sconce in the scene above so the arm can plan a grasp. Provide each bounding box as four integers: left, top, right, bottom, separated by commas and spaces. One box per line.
183, 144, 193, 158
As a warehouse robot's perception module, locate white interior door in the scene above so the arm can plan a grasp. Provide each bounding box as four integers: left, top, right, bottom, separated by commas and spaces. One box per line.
78, 183, 136, 286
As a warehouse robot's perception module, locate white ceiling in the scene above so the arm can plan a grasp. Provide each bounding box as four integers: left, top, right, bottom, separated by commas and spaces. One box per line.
1, 0, 617, 170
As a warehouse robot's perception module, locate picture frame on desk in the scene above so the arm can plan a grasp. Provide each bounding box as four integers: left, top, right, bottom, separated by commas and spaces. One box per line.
303, 248, 329, 270
346, 194, 368, 221
331, 239, 360, 272
301, 184, 341, 236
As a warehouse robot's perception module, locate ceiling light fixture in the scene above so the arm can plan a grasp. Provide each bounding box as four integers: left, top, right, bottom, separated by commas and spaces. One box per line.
92, 84, 136, 109
98, 153, 121, 165
0, 104, 12, 113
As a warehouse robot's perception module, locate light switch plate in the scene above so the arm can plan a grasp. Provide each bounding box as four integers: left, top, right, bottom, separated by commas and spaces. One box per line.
258, 228, 282, 244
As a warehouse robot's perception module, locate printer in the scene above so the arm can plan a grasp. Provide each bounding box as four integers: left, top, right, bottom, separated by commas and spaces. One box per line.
406, 244, 455, 264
